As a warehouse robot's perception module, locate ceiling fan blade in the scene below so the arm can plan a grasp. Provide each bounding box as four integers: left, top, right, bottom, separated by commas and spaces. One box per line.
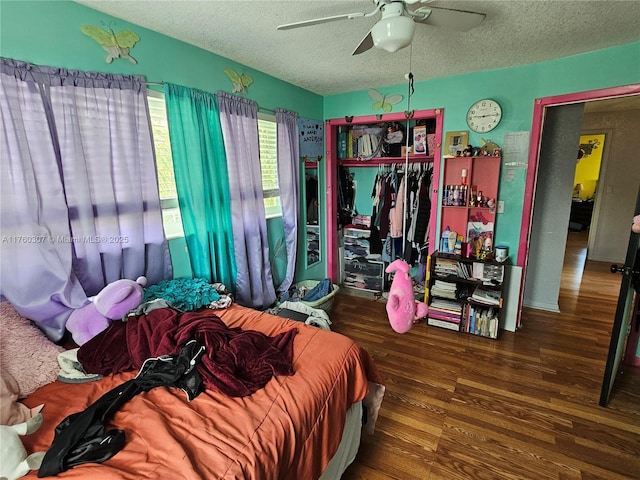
352, 31, 374, 56
413, 6, 486, 32
277, 11, 366, 30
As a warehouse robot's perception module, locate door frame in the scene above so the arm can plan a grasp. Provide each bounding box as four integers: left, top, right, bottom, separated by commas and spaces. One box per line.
518, 83, 640, 267
514, 83, 640, 328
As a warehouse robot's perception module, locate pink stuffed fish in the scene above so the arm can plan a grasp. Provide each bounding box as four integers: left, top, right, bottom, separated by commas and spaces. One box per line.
385, 259, 428, 333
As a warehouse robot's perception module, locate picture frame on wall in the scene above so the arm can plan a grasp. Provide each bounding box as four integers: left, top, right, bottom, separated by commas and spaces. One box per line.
574, 133, 605, 200
444, 130, 469, 157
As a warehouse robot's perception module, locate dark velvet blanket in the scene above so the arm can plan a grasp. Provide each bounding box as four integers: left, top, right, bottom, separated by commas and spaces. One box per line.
77, 308, 297, 397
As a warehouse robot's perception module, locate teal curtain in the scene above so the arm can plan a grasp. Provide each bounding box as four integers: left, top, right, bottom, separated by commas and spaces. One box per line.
163, 83, 236, 288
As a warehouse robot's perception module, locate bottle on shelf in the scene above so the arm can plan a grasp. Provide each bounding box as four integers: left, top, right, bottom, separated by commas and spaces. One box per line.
469, 186, 477, 207
441, 226, 451, 252
452, 186, 460, 206
447, 230, 457, 252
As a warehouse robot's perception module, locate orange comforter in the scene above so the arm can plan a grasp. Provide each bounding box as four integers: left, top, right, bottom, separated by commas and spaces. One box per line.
22, 305, 381, 480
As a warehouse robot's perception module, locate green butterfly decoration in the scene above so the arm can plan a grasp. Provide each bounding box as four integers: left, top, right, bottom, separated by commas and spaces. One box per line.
368, 89, 403, 113
81, 24, 140, 64
224, 67, 253, 96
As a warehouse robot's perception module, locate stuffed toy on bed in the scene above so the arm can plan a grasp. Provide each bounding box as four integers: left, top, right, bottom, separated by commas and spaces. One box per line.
385, 259, 428, 334
66, 276, 147, 346
0, 413, 46, 480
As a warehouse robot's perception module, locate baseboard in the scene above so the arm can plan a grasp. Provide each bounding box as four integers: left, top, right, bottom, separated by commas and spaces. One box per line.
340, 285, 383, 301
522, 299, 560, 313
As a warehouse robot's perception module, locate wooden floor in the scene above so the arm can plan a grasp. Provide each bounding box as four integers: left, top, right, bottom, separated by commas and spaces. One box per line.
332, 232, 640, 480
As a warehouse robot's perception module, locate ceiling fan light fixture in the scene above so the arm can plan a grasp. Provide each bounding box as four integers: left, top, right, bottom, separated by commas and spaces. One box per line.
371, 14, 415, 53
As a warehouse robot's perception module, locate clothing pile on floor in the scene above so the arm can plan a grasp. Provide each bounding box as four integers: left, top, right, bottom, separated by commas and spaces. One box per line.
267, 301, 332, 331
270, 279, 333, 330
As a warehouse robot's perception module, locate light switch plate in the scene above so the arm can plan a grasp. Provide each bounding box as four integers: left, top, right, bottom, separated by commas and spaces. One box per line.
497, 201, 505, 213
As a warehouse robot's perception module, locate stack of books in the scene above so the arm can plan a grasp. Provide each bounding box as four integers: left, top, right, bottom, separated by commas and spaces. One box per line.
434, 258, 458, 277
470, 285, 501, 306
427, 298, 462, 331
430, 280, 456, 299
463, 306, 500, 339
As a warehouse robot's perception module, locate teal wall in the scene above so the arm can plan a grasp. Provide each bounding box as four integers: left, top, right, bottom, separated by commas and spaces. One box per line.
0, 0, 324, 283
2, 0, 638, 281
324, 42, 640, 262
0, 1, 322, 118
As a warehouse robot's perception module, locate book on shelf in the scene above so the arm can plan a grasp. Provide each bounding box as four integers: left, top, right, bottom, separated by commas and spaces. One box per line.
472, 262, 484, 280
428, 317, 460, 331
429, 298, 462, 313
470, 285, 501, 306
431, 280, 457, 299
337, 127, 348, 159
463, 305, 499, 338
435, 257, 475, 280
427, 309, 461, 323
470, 261, 504, 285
456, 262, 472, 279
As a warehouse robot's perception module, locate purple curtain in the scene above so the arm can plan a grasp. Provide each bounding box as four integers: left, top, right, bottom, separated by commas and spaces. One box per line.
275, 108, 300, 294
0, 58, 171, 340
216, 92, 276, 309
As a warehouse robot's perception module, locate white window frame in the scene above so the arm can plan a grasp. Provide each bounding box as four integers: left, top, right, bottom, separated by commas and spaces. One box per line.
147, 89, 184, 240
257, 112, 282, 219
147, 93, 282, 240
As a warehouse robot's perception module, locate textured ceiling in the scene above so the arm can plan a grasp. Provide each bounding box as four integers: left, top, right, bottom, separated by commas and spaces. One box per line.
74, 0, 640, 96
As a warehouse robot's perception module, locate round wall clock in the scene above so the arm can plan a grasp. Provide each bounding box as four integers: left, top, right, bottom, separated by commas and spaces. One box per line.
466, 99, 502, 133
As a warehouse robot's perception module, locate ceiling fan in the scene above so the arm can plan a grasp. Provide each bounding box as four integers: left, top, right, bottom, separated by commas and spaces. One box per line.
277, 0, 486, 55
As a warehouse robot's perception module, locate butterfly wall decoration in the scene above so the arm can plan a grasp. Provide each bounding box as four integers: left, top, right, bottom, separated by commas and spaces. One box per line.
224, 67, 253, 96
81, 24, 140, 64
368, 89, 403, 113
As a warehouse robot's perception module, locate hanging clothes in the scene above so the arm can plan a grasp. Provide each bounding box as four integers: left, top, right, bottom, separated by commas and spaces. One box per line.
389, 174, 406, 239
337, 167, 355, 227
378, 171, 395, 240
411, 166, 433, 245
367, 164, 433, 263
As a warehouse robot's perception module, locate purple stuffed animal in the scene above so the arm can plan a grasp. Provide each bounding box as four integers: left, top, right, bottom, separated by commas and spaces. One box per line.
66, 276, 147, 345
385, 260, 428, 333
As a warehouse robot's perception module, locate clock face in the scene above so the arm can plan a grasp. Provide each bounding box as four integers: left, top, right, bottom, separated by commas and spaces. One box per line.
466, 99, 502, 133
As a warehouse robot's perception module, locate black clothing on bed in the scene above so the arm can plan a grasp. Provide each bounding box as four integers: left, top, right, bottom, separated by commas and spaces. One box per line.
38, 340, 205, 477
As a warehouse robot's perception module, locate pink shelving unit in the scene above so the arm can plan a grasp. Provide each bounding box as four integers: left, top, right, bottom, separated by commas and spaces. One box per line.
439, 155, 501, 255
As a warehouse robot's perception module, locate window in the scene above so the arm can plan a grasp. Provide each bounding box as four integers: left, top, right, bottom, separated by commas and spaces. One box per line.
147, 91, 184, 240
147, 93, 282, 239
258, 113, 282, 218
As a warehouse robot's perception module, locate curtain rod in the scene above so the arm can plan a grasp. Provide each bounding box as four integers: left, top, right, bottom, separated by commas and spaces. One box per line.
146, 81, 275, 114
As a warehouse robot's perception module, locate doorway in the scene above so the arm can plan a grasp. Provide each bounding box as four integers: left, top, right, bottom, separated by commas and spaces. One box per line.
521, 89, 640, 309
520, 85, 640, 406
560, 99, 630, 312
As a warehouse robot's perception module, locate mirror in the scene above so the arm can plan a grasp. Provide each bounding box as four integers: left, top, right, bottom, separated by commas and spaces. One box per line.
305, 164, 320, 266
298, 117, 324, 268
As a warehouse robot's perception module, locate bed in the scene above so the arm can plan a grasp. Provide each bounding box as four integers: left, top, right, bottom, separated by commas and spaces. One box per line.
12, 303, 384, 479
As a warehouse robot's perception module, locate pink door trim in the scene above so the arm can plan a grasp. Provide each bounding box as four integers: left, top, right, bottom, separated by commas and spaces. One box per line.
518, 83, 640, 267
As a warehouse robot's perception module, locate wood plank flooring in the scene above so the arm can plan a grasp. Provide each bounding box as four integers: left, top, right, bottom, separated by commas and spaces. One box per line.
332, 232, 640, 480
